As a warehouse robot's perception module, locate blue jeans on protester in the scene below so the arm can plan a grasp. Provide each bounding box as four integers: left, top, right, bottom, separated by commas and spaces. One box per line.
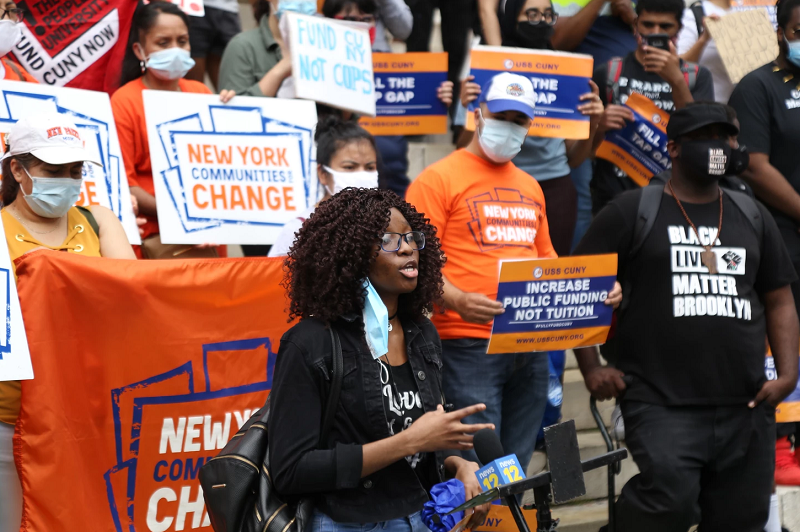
441, 339, 549, 469
307, 510, 428, 532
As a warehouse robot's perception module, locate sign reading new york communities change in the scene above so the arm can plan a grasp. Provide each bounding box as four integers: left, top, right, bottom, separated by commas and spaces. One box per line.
488, 255, 617, 354
467, 45, 594, 139
288, 13, 375, 116
143, 90, 318, 245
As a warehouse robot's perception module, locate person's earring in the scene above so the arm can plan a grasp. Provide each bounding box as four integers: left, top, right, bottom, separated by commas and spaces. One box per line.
139, 60, 145, 73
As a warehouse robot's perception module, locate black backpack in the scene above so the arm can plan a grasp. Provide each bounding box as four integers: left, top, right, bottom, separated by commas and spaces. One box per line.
199, 327, 344, 532
690, 1, 706, 36
619, 173, 765, 311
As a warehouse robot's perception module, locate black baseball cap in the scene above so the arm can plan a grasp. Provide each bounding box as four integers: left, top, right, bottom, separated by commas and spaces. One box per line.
666, 103, 739, 140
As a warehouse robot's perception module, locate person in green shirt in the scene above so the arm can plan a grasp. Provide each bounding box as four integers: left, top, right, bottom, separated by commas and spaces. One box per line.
218, 0, 291, 97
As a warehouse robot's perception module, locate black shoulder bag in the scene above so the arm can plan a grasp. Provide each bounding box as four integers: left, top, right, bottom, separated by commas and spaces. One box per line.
200, 327, 344, 532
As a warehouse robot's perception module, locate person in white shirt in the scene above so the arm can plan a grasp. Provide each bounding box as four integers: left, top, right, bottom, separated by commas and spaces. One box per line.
269, 116, 379, 256
677, 0, 733, 102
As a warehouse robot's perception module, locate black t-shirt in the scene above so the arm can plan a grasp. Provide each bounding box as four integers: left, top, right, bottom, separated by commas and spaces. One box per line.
574, 188, 796, 405
729, 63, 800, 255
591, 52, 715, 213
379, 359, 431, 488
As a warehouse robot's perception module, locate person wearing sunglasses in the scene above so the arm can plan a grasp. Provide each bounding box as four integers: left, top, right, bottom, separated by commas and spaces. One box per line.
0, 2, 37, 82
269, 187, 493, 532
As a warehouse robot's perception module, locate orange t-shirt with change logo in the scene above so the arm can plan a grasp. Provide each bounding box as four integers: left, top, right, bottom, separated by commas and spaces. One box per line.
406, 149, 556, 340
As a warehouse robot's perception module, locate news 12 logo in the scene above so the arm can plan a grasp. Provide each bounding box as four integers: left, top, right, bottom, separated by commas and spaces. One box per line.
475, 454, 525, 491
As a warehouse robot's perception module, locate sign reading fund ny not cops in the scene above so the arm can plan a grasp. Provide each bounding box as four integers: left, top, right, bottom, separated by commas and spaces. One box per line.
143, 90, 318, 245
0, 80, 140, 244
467, 46, 594, 139
288, 13, 375, 116
359, 52, 448, 135
488, 255, 617, 354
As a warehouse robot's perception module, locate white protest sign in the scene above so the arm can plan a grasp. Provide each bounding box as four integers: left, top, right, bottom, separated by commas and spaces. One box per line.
144, 0, 205, 16
0, 80, 140, 244
288, 13, 376, 117
143, 90, 318, 245
0, 217, 31, 382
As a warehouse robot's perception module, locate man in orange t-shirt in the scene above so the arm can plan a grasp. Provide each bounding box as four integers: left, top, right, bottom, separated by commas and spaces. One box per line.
406, 72, 555, 468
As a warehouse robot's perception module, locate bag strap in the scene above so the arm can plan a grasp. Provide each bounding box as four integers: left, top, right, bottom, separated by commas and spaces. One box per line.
621, 186, 664, 312
318, 326, 343, 445
690, 1, 705, 36
606, 57, 624, 104
725, 189, 765, 246
76, 206, 100, 236
680, 62, 699, 91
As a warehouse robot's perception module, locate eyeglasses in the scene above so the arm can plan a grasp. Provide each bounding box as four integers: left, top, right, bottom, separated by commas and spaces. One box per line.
522, 9, 558, 25
334, 15, 376, 24
0, 7, 25, 22
380, 231, 425, 252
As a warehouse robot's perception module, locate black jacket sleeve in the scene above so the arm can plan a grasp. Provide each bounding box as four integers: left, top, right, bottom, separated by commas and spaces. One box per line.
268, 337, 363, 495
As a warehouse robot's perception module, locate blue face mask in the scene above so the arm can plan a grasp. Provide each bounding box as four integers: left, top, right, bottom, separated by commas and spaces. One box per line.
21, 167, 82, 219
477, 109, 529, 163
787, 36, 800, 68
145, 47, 195, 81
275, 0, 317, 19
363, 279, 389, 360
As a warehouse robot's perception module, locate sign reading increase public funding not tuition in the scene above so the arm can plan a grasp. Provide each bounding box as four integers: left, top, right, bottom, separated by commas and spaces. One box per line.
143, 91, 318, 245
488, 255, 617, 353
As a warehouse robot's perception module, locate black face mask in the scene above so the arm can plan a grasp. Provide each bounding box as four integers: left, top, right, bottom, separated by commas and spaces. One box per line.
516, 21, 554, 49
678, 139, 732, 184
728, 145, 749, 175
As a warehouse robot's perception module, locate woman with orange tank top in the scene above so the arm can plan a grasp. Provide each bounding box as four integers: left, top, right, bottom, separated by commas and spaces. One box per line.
0, 112, 135, 531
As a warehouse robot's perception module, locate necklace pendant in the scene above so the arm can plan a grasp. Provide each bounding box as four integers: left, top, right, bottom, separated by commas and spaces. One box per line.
388, 323, 393, 332
701, 248, 718, 274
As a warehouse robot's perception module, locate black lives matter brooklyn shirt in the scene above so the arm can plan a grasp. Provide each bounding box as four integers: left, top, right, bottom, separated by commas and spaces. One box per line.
575, 188, 796, 405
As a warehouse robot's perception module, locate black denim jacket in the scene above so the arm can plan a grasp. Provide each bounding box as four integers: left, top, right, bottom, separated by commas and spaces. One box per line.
268, 314, 453, 523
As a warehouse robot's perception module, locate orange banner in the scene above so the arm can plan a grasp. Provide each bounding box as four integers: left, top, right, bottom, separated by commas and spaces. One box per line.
13, 252, 293, 532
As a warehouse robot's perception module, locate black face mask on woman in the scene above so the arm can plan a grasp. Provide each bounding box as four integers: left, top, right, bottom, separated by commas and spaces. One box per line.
678, 139, 732, 184
516, 21, 554, 49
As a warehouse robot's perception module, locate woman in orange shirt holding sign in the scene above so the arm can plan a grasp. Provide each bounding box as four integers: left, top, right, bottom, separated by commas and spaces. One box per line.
111, 1, 235, 259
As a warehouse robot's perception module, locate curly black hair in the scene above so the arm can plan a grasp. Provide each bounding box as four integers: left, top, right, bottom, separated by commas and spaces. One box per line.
283, 188, 445, 323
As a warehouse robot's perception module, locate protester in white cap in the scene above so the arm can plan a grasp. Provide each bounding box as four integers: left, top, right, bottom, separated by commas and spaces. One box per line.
0, 111, 136, 531
407, 71, 622, 469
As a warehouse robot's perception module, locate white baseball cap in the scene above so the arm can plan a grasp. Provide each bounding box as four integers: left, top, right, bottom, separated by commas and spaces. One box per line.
1, 113, 101, 166
478, 72, 536, 119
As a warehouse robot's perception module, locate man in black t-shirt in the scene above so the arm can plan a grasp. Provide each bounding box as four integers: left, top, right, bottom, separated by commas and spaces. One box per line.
590, 0, 715, 214
575, 103, 799, 532
728, 0, 800, 486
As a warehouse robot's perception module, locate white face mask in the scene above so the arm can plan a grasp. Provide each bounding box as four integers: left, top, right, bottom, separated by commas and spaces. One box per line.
323, 165, 379, 196
0, 20, 22, 58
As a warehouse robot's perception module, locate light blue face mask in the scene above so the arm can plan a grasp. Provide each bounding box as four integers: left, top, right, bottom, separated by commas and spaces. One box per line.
477, 109, 529, 163
145, 47, 196, 81
21, 167, 82, 219
363, 279, 389, 360
275, 0, 317, 19
787, 36, 800, 68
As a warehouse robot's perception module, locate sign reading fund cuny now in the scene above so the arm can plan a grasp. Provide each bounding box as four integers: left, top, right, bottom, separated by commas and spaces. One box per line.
288, 13, 375, 116
596, 92, 672, 187
359, 52, 449, 135
488, 255, 617, 354
143, 90, 318, 245
467, 46, 594, 139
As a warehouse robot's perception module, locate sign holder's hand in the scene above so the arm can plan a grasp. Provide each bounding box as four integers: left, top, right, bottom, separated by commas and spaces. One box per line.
577, 80, 604, 128
454, 292, 505, 324
219, 90, 236, 104
460, 75, 482, 108
437, 81, 454, 107
605, 281, 622, 309
597, 104, 635, 135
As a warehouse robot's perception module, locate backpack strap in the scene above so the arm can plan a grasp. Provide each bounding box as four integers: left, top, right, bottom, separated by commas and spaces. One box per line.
606, 57, 625, 104
724, 189, 765, 246
319, 326, 343, 444
621, 186, 664, 312
690, 1, 706, 36
681, 61, 700, 91
75, 206, 100, 237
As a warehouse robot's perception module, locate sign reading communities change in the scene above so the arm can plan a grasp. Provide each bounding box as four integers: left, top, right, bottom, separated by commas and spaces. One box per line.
467, 45, 594, 139
143, 91, 318, 245
488, 255, 617, 354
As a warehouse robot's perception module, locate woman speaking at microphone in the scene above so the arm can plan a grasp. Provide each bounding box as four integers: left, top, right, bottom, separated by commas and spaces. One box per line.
269, 188, 492, 532
112, 1, 235, 259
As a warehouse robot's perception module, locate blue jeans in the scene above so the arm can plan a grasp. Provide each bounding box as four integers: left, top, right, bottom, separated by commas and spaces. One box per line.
307, 510, 428, 532
441, 339, 549, 469
570, 160, 593, 251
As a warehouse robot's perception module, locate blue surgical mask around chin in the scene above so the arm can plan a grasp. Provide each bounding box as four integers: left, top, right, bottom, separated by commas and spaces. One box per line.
363, 279, 389, 360
275, 0, 317, 19
477, 108, 529, 163
145, 47, 196, 81
787, 36, 800, 68
20, 166, 83, 219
